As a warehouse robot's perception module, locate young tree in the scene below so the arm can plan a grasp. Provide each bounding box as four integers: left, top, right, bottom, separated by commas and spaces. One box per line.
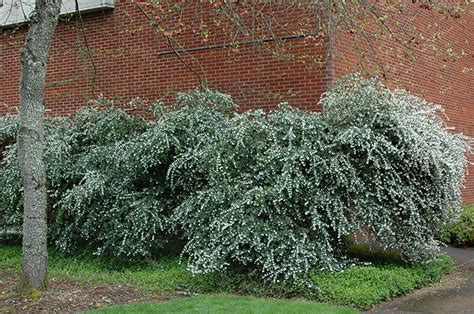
17, 0, 62, 290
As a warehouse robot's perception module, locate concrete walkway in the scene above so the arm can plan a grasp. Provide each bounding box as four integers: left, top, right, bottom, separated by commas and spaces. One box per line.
368, 246, 474, 314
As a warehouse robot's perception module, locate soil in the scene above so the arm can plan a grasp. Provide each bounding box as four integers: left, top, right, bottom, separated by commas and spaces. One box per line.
0, 272, 167, 313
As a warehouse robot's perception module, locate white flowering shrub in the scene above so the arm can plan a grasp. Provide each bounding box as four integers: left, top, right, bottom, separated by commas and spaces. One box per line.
46, 109, 161, 257
320, 75, 472, 262
0, 77, 471, 283
1, 110, 162, 256
0, 116, 17, 146
170, 107, 349, 283
0, 116, 21, 227
0, 116, 70, 227
170, 76, 471, 282
0, 90, 234, 258
49, 91, 233, 257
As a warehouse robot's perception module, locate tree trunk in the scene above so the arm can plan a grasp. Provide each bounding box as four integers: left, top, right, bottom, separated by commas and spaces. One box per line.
18, 0, 61, 290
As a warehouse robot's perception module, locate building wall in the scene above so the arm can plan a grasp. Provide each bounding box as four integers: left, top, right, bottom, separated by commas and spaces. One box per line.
0, 1, 330, 116
1, 1, 472, 203
332, 2, 474, 203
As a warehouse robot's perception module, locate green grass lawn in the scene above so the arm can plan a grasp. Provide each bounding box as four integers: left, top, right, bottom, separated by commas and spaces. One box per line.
0, 244, 453, 309
86, 295, 357, 314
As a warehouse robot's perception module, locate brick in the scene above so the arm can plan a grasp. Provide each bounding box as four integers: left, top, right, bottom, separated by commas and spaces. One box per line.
0, 1, 472, 202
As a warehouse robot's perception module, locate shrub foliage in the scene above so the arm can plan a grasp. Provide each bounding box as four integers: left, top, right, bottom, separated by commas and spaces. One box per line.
0, 76, 471, 283
441, 204, 474, 247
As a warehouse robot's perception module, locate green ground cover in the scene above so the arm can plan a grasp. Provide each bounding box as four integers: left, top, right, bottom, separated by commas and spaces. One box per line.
0, 244, 453, 309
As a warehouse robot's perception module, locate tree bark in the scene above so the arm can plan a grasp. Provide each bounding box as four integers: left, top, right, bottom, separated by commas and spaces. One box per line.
18, 0, 61, 290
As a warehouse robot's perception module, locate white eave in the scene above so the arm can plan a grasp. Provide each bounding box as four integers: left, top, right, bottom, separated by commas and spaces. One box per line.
0, 0, 115, 28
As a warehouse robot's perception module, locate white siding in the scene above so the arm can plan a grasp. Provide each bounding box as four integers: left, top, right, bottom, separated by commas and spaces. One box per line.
0, 0, 114, 27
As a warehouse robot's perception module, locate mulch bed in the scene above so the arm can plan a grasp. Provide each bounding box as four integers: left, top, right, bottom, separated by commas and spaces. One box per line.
0, 272, 167, 313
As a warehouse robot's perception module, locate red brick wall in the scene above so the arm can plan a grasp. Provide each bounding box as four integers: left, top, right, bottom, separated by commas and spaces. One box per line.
332, 2, 474, 204
1, 1, 472, 203
0, 1, 330, 116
